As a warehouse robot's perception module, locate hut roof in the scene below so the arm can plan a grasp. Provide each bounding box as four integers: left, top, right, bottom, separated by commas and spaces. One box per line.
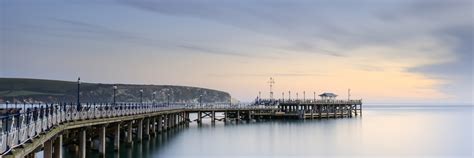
319, 92, 338, 97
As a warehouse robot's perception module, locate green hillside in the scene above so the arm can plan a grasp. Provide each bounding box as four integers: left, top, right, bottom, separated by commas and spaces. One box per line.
0, 78, 231, 103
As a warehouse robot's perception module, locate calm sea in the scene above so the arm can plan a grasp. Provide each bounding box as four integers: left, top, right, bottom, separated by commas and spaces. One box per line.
55, 105, 472, 158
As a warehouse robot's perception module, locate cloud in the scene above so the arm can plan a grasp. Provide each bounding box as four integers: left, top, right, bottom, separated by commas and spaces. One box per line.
208, 73, 324, 77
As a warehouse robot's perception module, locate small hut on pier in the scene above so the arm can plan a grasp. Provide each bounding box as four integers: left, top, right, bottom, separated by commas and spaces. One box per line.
319, 93, 338, 100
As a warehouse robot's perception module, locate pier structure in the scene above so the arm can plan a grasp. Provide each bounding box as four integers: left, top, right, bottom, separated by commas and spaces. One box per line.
0, 99, 361, 158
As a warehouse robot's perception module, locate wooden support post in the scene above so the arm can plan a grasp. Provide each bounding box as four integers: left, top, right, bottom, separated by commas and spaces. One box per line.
355, 105, 358, 116
144, 118, 150, 138
138, 119, 143, 140
151, 117, 156, 135
164, 114, 168, 130
127, 121, 133, 144
79, 129, 87, 158
211, 111, 216, 123
157, 115, 162, 133
319, 105, 322, 118
44, 138, 53, 158
237, 110, 240, 122
172, 114, 176, 127
349, 105, 353, 117
53, 134, 62, 158
248, 111, 251, 121
224, 111, 228, 123
99, 125, 106, 156
198, 112, 202, 124
114, 123, 120, 151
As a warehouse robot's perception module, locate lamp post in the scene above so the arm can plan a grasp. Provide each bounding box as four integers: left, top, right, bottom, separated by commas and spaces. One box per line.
152, 91, 157, 107
314, 92, 316, 101
167, 94, 170, 107
77, 77, 81, 111
199, 95, 203, 107
282, 92, 284, 102
139, 89, 144, 106
288, 91, 291, 101
113, 85, 117, 107
303, 91, 306, 102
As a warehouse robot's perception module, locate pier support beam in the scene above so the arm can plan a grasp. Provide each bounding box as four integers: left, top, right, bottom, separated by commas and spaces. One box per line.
138, 119, 143, 140
151, 117, 156, 135
99, 125, 106, 156
237, 111, 240, 122
79, 129, 87, 158
157, 115, 162, 133
224, 111, 228, 122
53, 134, 62, 158
164, 114, 168, 130
211, 111, 216, 123
127, 121, 133, 144
114, 123, 120, 151
44, 138, 53, 158
197, 112, 202, 124
145, 118, 150, 138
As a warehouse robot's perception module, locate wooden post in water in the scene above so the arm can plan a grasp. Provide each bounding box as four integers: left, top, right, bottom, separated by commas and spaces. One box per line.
211, 111, 216, 123
99, 125, 106, 156
114, 123, 120, 151
157, 115, 162, 133
80, 128, 87, 158
53, 134, 63, 158
127, 121, 133, 144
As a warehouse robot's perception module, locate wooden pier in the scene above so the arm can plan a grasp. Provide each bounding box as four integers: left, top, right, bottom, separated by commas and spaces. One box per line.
0, 99, 362, 158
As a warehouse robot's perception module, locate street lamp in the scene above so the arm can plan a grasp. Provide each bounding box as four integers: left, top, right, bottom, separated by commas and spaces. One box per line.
282, 92, 284, 102
139, 89, 144, 105
152, 91, 157, 107
303, 91, 306, 102
5, 101, 9, 113
199, 95, 203, 107
167, 94, 170, 107
77, 77, 81, 111
288, 91, 291, 101
314, 92, 316, 101
113, 85, 117, 107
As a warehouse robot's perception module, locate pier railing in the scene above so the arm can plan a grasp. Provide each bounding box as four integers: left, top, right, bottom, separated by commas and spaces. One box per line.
257, 99, 362, 105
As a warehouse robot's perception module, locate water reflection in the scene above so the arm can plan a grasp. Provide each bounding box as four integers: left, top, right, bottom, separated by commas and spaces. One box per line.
59, 106, 473, 158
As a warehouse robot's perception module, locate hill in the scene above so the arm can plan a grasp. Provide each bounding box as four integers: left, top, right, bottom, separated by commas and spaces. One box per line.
0, 78, 231, 104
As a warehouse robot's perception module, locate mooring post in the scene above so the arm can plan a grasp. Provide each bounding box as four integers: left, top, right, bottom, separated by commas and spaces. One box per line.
44, 138, 53, 158
99, 125, 106, 156
114, 123, 120, 151
80, 129, 87, 158
53, 134, 63, 158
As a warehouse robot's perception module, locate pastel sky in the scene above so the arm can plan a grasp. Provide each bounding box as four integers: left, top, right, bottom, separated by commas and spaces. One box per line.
1, 0, 473, 104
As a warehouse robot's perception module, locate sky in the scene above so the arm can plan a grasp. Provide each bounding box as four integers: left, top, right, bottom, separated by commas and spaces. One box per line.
0, 0, 473, 104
